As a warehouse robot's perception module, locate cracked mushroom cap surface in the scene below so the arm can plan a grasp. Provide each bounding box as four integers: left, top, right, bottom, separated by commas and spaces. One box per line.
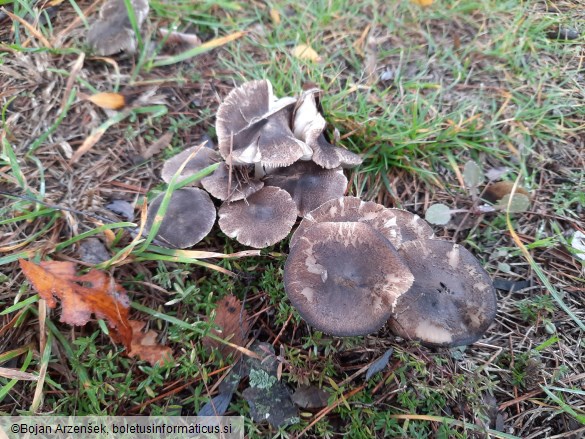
216, 79, 307, 167
263, 161, 348, 217
290, 196, 403, 248
201, 162, 264, 201
284, 221, 414, 336
389, 239, 497, 347
161, 143, 220, 185
145, 188, 215, 248
218, 186, 297, 248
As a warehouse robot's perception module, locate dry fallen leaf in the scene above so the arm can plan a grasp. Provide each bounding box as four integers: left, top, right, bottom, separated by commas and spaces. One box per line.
483, 181, 529, 203
140, 132, 173, 161
159, 28, 202, 50
86, 92, 126, 110
19, 259, 132, 349
292, 44, 321, 62
269, 8, 281, 25
411, 0, 433, 5
203, 294, 251, 359
128, 320, 173, 366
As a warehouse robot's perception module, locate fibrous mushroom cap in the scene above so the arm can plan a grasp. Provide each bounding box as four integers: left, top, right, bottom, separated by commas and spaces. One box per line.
145, 188, 216, 249
218, 186, 297, 248
216, 80, 307, 167
201, 162, 264, 201
161, 143, 220, 185
389, 239, 497, 347
284, 221, 414, 336
263, 162, 348, 217
216, 79, 271, 164
86, 0, 149, 56
310, 134, 363, 169
290, 196, 402, 248
385, 208, 434, 244
255, 105, 308, 168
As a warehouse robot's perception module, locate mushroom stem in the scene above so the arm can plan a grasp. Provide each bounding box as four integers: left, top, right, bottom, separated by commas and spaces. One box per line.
254, 162, 266, 179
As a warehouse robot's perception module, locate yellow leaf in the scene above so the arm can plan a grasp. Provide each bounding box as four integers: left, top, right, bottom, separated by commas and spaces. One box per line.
411, 0, 433, 5
270, 8, 281, 25
87, 92, 126, 110
292, 44, 321, 62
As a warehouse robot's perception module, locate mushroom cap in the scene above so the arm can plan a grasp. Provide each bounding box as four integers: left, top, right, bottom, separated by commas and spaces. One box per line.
216, 80, 307, 167
161, 143, 221, 185
284, 221, 414, 336
263, 162, 348, 217
86, 0, 149, 56
145, 188, 216, 248
290, 196, 403, 249
255, 105, 308, 168
388, 239, 497, 347
310, 133, 363, 169
385, 208, 435, 244
218, 186, 298, 248
201, 162, 264, 201
216, 79, 271, 164
292, 89, 326, 146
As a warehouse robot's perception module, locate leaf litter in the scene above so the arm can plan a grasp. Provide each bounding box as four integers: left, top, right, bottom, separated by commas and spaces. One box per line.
19, 260, 172, 366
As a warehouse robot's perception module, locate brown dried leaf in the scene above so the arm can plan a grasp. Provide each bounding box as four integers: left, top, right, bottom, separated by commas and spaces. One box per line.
87, 92, 126, 110
203, 294, 251, 359
128, 320, 173, 366
411, 0, 433, 5
141, 132, 173, 160
19, 259, 132, 349
159, 28, 202, 49
483, 181, 529, 203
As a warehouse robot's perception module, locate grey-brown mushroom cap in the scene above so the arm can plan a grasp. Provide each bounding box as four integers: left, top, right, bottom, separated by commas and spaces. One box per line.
263, 162, 348, 217
201, 162, 264, 201
86, 0, 149, 56
218, 186, 298, 248
284, 221, 414, 336
145, 188, 216, 249
255, 105, 307, 168
216, 79, 271, 163
216, 80, 307, 167
385, 208, 435, 244
290, 196, 403, 249
310, 134, 363, 169
388, 239, 497, 347
161, 143, 221, 185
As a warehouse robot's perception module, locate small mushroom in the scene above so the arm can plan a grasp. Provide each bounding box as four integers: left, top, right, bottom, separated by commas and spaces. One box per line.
160, 143, 220, 185
388, 239, 497, 347
201, 162, 264, 201
290, 196, 403, 249
218, 186, 297, 248
216, 80, 308, 168
263, 161, 348, 217
86, 0, 149, 56
284, 221, 414, 336
145, 188, 215, 248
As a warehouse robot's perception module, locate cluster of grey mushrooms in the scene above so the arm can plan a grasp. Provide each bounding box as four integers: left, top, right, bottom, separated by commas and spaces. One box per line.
147, 79, 497, 347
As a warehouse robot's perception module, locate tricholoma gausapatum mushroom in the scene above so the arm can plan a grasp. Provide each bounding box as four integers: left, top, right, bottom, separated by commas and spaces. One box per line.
152, 80, 497, 346
284, 196, 497, 347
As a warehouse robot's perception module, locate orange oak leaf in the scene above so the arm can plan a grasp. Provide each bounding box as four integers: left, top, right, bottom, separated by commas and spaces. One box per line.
19, 259, 132, 350
203, 294, 251, 359
127, 320, 173, 366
